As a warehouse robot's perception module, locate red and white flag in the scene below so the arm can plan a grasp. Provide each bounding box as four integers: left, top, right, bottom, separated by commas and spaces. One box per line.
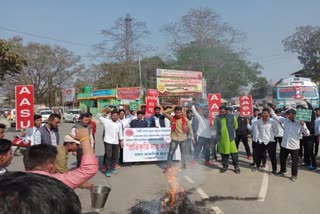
239, 95, 253, 117
15, 85, 34, 129
208, 93, 221, 125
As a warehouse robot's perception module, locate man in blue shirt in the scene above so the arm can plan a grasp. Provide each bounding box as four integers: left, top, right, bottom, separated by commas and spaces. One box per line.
130, 111, 148, 128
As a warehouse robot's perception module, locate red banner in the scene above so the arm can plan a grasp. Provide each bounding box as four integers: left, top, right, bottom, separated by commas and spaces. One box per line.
145, 96, 158, 118
208, 93, 221, 126
15, 85, 34, 129
117, 87, 140, 100
147, 89, 159, 97
239, 95, 253, 117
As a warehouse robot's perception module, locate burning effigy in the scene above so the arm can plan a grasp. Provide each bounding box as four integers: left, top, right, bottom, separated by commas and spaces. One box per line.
131, 167, 213, 214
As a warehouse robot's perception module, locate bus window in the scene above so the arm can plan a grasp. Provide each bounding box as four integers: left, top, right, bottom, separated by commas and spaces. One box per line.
300, 87, 317, 97
278, 87, 296, 98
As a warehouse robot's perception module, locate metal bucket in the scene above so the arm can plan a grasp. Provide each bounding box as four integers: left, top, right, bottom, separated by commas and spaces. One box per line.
90, 185, 111, 212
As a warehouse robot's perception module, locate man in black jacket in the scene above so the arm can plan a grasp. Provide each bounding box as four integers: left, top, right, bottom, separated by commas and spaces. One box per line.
235, 116, 252, 159
150, 107, 166, 128
299, 101, 317, 170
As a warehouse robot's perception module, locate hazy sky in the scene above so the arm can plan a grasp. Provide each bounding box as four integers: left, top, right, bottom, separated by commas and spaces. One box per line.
1, 0, 319, 83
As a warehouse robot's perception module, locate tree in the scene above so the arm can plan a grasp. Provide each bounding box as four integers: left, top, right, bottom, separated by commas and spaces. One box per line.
162, 8, 245, 52
250, 77, 272, 99
162, 8, 261, 98
1, 38, 83, 107
140, 56, 168, 90
95, 14, 150, 63
92, 62, 139, 89
172, 42, 261, 98
0, 39, 26, 79
283, 25, 320, 81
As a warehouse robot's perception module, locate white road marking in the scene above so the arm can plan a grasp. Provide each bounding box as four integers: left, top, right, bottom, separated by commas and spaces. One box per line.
184, 175, 224, 214
257, 165, 269, 202
211, 206, 224, 214
196, 187, 209, 199
184, 175, 195, 184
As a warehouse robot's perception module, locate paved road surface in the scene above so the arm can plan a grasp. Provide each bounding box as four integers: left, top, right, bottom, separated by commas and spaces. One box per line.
4, 118, 320, 214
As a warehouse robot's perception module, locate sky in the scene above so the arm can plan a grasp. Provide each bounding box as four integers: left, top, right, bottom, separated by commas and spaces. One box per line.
1, 0, 319, 83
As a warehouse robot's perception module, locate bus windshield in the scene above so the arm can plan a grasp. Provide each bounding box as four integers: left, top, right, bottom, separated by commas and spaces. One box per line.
278, 86, 318, 98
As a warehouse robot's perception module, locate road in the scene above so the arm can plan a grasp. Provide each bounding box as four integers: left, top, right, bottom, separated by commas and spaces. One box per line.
4, 118, 320, 214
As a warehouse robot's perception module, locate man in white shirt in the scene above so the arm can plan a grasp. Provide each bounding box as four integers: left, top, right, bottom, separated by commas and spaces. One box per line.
273, 109, 284, 150
118, 109, 130, 165
23, 114, 43, 146
192, 105, 212, 166
253, 108, 278, 173
247, 112, 266, 167
270, 108, 310, 181
314, 108, 320, 156
97, 108, 124, 177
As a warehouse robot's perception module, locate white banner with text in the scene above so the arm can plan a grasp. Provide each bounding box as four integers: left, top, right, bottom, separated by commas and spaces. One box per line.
123, 128, 181, 162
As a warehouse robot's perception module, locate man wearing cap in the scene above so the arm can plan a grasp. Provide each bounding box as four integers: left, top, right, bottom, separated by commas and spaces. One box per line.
163, 106, 194, 172
215, 106, 240, 174
24, 127, 98, 188
55, 135, 93, 189
269, 107, 310, 181
55, 135, 81, 173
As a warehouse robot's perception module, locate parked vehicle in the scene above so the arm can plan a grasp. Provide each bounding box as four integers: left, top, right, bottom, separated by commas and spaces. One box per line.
39, 109, 53, 122
62, 109, 82, 123
273, 77, 319, 108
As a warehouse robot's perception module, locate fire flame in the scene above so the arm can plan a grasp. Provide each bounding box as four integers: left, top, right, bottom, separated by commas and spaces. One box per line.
165, 167, 185, 207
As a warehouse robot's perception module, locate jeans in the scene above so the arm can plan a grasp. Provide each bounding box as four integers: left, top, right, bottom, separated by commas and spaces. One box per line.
275, 137, 283, 150
76, 147, 82, 168
104, 142, 119, 171
252, 141, 266, 165
256, 142, 277, 171
316, 136, 320, 156
211, 137, 217, 159
119, 147, 124, 164
303, 136, 317, 167
235, 134, 251, 156
221, 153, 239, 168
299, 139, 304, 158
194, 137, 211, 162
280, 147, 299, 176
186, 138, 193, 161
167, 140, 188, 168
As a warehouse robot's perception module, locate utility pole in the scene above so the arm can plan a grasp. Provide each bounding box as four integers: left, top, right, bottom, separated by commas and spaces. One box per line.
139, 57, 142, 89
125, 14, 132, 62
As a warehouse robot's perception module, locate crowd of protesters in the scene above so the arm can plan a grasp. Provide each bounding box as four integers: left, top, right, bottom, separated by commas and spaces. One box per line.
0, 99, 319, 212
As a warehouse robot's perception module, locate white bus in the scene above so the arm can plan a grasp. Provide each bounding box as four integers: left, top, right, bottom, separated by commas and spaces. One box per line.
273, 77, 319, 109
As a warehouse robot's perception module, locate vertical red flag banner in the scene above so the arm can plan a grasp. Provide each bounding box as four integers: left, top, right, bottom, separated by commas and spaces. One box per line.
15, 85, 34, 129
147, 89, 159, 97
145, 96, 158, 118
145, 89, 159, 118
239, 95, 253, 117
208, 93, 221, 125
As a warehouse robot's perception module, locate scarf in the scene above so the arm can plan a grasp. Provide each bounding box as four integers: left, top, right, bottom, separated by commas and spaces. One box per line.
171, 116, 188, 133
